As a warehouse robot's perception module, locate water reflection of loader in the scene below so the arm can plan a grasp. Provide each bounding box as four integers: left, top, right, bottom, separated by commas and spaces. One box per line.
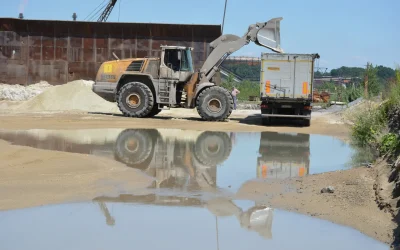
113, 129, 233, 191
94, 194, 274, 240
95, 129, 274, 240
257, 132, 310, 179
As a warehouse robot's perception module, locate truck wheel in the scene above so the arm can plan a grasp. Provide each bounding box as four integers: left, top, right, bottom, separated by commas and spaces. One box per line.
194, 131, 232, 166
145, 104, 162, 118
117, 82, 154, 118
262, 117, 271, 126
196, 86, 233, 121
114, 129, 159, 170
303, 119, 311, 127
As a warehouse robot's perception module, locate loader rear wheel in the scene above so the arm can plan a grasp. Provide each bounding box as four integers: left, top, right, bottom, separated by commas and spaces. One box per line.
196, 86, 233, 121
114, 129, 159, 170
117, 82, 154, 118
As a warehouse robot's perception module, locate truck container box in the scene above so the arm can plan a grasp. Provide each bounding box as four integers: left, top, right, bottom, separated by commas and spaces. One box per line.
259, 53, 319, 126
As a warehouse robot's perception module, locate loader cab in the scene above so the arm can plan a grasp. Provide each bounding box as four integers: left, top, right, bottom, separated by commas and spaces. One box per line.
159, 45, 194, 82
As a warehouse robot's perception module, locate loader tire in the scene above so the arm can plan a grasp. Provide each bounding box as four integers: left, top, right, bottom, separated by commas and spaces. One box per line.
194, 131, 232, 166
114, 129, 159, 170
117, 82, 154, 118
145, 104, 162, 118
196, 86, 233, 121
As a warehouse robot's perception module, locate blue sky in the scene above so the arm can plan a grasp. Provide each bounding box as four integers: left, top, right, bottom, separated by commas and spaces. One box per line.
0, 0, 399, 70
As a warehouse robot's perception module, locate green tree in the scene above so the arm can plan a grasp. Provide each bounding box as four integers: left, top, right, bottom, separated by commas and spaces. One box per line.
314, 71, 323, 77
376, 65, 395, 80
364, 63, 382, 98
331, 66, 365, 78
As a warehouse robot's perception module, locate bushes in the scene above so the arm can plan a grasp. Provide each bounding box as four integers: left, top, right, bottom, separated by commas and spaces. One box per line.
220, 74, 259, 101
316, 80, 364, 103
379, 133, 400, 155
351, 101, 400, 156
350, 66, 400, 157
351, 102, 386, 146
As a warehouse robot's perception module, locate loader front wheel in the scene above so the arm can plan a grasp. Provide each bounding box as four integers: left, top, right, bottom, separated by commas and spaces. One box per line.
145, 104, 162, 118
117, 82, 154, 118
196, 86, 233, 121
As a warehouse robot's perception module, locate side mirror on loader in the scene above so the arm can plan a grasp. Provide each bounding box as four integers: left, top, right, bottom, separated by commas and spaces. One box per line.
255, 17, 283, 53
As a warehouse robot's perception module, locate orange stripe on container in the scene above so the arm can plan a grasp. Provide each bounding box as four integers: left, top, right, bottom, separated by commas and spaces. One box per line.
302, 82, 308, 94
262, 165, 268, 178
299, 167, 305, 177
265, 81, 271, 93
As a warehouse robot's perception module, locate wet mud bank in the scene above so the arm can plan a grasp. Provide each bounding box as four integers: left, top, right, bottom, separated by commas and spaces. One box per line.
237, 165, 394, 245
375, 156, 400, 249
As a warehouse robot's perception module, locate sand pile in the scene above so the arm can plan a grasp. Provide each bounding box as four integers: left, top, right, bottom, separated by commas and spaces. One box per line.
13, 80, 120, 113
0, 81, 52, 101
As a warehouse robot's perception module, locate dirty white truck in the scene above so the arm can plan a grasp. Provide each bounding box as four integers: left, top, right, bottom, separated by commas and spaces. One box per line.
257, 132, 310, 179
259, 53, 320, 126
92, 18, 283, 121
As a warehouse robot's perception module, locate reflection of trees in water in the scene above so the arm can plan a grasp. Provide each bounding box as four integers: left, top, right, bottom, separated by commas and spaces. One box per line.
346, 144, 377, 169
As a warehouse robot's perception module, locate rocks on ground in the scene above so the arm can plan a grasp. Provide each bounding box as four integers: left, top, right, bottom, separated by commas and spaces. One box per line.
236, 103, 260, 110
321, 186, 335, 193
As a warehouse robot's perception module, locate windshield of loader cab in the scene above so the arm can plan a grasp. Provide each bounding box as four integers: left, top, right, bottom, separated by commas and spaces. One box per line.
180, 49, 193, 72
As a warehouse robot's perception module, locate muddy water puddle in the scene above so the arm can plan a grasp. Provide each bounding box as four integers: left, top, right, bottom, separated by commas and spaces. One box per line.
0, 128, 387, 249
0, 128, 368, 192
0, 198, 388, 250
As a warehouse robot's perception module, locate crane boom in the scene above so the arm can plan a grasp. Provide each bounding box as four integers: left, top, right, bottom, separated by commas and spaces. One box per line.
97, 0, 118, 22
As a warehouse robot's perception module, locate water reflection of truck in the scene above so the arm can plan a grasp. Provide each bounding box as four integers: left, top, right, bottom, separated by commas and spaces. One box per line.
257, 132, 310, 179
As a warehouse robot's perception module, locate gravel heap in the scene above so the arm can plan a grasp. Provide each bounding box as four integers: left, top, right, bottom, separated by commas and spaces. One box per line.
13, 80, 120, 113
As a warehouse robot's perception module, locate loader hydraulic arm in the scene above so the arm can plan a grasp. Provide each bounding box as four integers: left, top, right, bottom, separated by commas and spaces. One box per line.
199, 17, 283, 83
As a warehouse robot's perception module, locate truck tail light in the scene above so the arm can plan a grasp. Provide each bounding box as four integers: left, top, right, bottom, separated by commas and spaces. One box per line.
261, 104, 269, 109
304, 106, 312, 110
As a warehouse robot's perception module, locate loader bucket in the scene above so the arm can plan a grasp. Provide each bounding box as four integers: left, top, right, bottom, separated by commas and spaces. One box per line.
255, 17, 283, 53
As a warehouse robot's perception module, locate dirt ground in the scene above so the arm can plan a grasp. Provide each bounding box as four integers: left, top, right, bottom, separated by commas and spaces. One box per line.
0, 108, 394, 245
0, 108, 349, 139
236, 164, 394, 244
0, 139, 154, 211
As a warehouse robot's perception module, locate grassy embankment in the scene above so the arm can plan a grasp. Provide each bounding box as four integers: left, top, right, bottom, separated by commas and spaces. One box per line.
349, 66, 400, 158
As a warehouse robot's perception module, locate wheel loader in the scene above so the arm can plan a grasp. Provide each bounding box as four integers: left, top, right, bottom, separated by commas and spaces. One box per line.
92, 17, 283, 121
